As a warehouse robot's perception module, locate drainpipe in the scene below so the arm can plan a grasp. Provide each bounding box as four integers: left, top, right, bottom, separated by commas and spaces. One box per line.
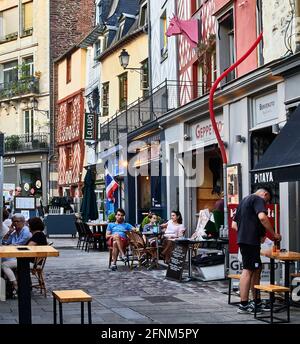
295, 0, 300, 52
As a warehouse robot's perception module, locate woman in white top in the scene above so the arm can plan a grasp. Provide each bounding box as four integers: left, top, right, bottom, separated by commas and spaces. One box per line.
161, 211, 185, 263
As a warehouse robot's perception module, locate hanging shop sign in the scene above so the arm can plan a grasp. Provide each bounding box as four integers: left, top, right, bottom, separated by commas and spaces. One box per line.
84, 112, 98, 141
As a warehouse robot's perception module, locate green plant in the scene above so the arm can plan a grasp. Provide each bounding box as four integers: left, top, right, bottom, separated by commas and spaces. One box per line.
5, 135, 21, 151
107, 212, 116, 222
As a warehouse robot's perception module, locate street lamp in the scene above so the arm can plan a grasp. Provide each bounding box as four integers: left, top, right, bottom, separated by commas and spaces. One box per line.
30, 97, 49, 118
118, 49, 143, 73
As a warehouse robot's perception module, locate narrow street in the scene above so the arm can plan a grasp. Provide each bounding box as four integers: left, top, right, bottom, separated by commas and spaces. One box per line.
1, 238, 300, 325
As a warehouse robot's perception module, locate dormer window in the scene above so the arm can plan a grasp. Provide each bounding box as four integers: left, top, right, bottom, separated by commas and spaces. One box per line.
94, 39, 101, 58
139, 1, 148, 27
117, 21, 125, 40
102, 32, 108, 51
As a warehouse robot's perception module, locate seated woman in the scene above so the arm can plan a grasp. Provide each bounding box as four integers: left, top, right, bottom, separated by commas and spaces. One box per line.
1, 217, 47, 295
160, 211, 185, 264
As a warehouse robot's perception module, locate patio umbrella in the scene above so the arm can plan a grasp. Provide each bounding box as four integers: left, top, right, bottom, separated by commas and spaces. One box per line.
80, 167, 98, 223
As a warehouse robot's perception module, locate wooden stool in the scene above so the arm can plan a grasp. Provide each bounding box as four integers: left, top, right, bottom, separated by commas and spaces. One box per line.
227, 274, 241, 305
254, 284, 290, 324
52, 290, 92, 324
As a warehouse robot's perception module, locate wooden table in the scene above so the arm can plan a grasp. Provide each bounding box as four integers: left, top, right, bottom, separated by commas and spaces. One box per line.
261, 250, 300, 287
0, 245, 59, 324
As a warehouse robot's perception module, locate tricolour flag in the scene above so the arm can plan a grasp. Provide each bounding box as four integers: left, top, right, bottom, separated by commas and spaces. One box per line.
104, 162, 118, 202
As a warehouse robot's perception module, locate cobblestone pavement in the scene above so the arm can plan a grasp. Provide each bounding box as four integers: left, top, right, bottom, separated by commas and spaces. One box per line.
1, 238, 300, 324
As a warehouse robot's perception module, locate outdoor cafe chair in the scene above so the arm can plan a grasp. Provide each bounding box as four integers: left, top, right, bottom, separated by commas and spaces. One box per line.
30, 257, 47, 297
75, 220, 86, 249
126, 231, 157, 269
30, 241, 53, 297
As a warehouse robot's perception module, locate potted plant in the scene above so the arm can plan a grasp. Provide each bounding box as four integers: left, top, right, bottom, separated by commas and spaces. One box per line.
5, 135, 21, 151
107, 212, 116, 223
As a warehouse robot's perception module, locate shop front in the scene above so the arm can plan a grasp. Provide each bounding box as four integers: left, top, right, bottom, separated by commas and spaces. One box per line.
97, 144, 126, 218
183, 114, 224, 233
3, 153, 48, 202
126, 132, 166, 225
251, 104, 300, 253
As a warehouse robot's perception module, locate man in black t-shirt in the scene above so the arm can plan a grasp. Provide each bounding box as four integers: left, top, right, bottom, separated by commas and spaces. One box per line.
232, 188, 281, 314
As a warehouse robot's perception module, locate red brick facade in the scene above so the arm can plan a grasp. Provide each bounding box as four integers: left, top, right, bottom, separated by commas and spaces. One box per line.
49, 1, 95, 192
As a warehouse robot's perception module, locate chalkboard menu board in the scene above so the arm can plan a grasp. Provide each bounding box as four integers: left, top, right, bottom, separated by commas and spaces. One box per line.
165, 242, 188, 281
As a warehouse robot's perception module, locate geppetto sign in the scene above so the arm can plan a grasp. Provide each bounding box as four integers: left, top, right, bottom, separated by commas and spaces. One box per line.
84, 112, 98, 141
191, 115, 224, 146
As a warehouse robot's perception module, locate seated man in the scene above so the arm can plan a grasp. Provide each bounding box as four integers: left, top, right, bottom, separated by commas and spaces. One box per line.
1, 213, 32, 294
106, 208, 133, 271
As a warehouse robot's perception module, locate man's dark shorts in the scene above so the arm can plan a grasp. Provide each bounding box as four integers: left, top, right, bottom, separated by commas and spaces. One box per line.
239, 244, 262, 270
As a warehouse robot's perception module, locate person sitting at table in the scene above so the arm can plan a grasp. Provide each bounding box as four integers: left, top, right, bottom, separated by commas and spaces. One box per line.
142, 213, 159, 241
106, 208, 133, 271
142, 213, 160, 262
160, 211, 185, 264
1, 214, 32, 295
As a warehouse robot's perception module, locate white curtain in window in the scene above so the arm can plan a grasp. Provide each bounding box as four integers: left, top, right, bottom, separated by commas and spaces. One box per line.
3, 7, 18, 35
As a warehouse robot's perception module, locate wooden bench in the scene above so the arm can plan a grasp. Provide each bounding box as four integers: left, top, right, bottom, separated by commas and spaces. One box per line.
253, 284, 290, 324
227, 274, 241, 305
52, 290, 92, 324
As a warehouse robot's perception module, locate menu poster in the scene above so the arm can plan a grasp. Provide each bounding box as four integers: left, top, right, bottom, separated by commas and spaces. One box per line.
227, 164, 242, 205
15, 196, 36, 210
165, 243, 188, 282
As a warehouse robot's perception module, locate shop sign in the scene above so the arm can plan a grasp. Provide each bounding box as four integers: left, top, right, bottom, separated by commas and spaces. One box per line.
252, 171, 274, 184
84, 112, 98, 141
191, 115, 224, 146
253, 92, 278, 127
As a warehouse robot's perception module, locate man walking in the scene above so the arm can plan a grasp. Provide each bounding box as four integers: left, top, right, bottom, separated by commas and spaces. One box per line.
232, 188, 281, 314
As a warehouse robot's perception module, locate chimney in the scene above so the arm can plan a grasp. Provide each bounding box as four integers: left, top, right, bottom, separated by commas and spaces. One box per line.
295, 0, 300, 52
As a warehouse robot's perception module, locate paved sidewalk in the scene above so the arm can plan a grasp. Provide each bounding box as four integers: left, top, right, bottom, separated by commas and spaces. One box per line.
1, 238, 300, 324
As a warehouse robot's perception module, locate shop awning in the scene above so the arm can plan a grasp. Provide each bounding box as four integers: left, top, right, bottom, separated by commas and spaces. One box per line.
251, 105, 300, 184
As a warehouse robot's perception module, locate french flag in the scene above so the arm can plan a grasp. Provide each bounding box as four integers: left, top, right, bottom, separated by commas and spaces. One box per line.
104, 162, 118, 202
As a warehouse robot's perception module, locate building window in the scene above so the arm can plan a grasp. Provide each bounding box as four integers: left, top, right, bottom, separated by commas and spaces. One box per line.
119, 72, 128, 110
0, 6, 18, 41
66, 55, 71, 83
256, 0, 264, 66
117, 21, 125, 40
96, 1, 103, 25
191, 0, 205, 14
140, 59, 149, 98
211, 49, 217, 83
101, 33, 108, 51
65, 146, 73, 170
102, 82, 109, 116
22, 56, 34, 77
3, 60, 18, 84
66, 101, 73, 126
218, 9, 235, 83
139, 1, 148, 27
22, 1, 33, 36
94, 39, 101, 58
160, 11, 168, 59
24, 110, 34, 140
